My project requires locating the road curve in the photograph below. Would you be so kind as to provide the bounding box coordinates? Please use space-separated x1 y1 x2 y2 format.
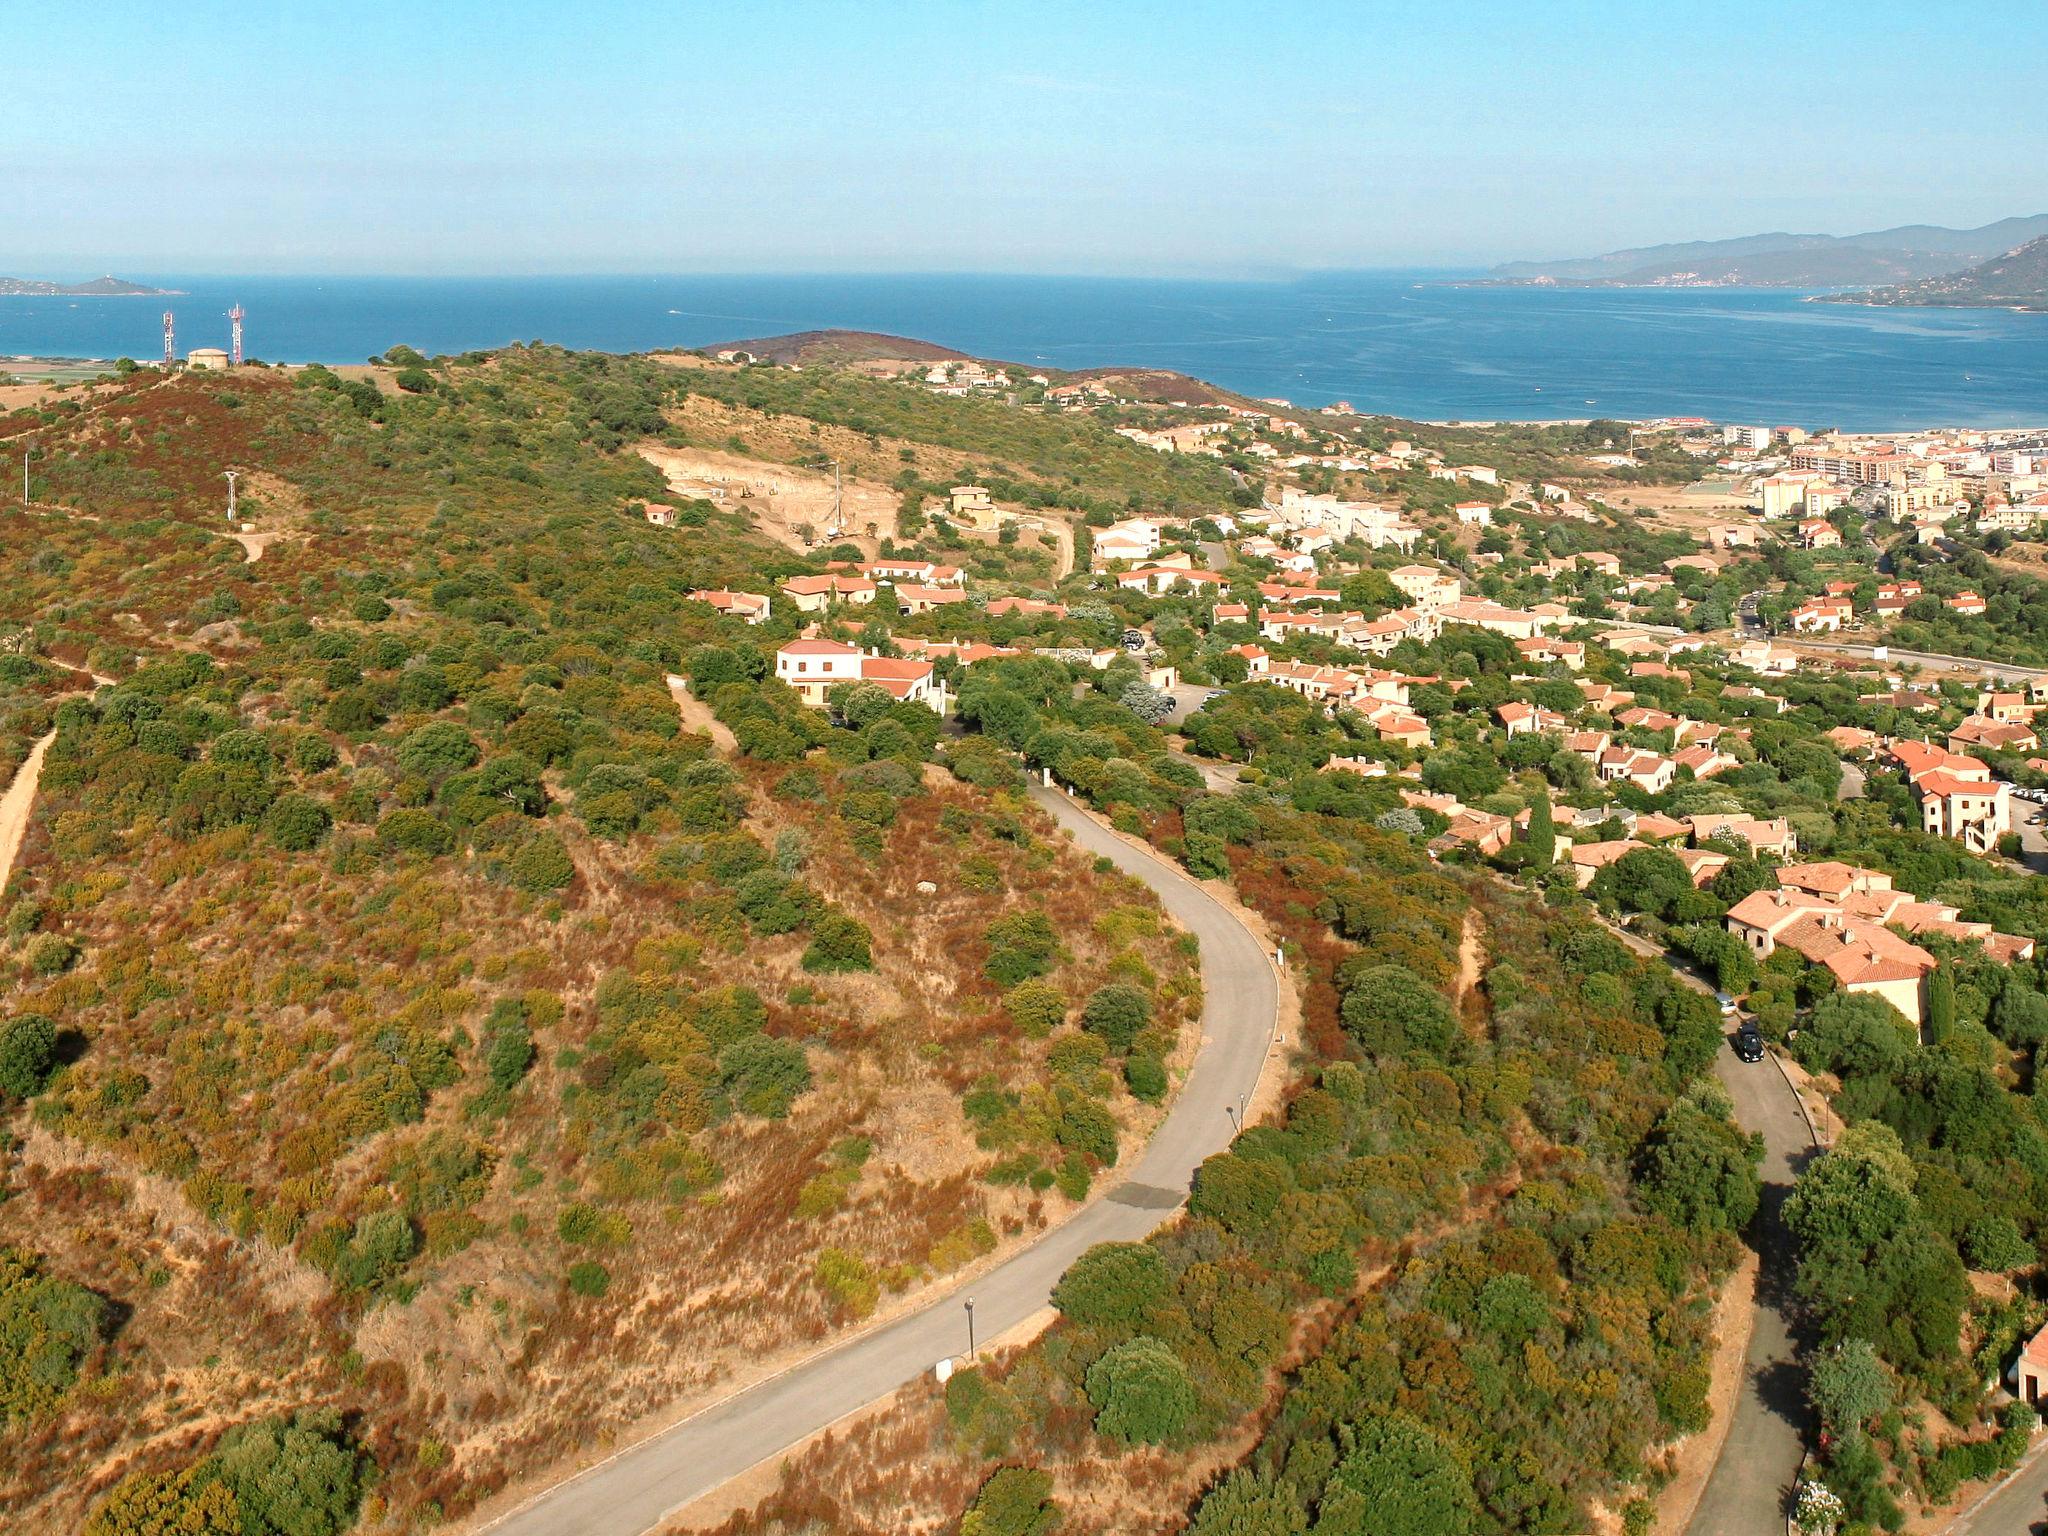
1687 1038 1819 1533
479 784 1281 1536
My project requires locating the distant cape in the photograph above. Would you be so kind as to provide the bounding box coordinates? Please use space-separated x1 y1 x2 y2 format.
0 275 181 297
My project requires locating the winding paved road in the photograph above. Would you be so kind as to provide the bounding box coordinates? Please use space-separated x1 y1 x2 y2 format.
479 784 1281 1536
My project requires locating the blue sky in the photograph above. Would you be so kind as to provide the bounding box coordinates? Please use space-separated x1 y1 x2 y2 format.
7 0 2044 276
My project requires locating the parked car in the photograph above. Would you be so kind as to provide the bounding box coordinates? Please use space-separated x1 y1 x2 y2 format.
1734 1025 1765 1063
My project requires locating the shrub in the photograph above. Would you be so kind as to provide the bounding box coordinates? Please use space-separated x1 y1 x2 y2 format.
396 720 480 780
85 1466 241 1536
0 1248 107 1422
959 1466 1060 1536
1056 1094 1118 1166
1081 984 1153 1053
377 808 455 857
1052 1241 1169 1332
801 911 873 973
1084 1335 1195 1445
983 910 1060 986
557 1202 631 1247
24 933 78 976
815 1246 878 1317
566 1261 611 1297
331 1210 418 1291
0 1014 59 1099
264 793 332 851
351 594 393 623
1339 965 1455 1057
1124 1051 1167 1103
716 1033 812 1118
509 833 576 893
1316 1413 1476 1536
1004 980 1068 1038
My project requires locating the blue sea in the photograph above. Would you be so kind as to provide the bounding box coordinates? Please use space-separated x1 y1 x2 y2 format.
3 271 2044 432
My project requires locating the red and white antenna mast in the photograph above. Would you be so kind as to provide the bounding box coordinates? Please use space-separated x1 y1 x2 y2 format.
163 310 175 369
228 303 245 367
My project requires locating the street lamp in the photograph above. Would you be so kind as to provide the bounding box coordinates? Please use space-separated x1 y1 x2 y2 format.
1224 1103 1240 1136
20 447 31 508
224 469 239 525
964 1296 977 1360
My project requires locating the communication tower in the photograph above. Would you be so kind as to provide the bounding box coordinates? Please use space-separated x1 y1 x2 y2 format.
163 310 175 369
229 304 245 367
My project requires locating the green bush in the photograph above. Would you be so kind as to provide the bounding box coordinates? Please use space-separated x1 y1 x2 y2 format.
85 1465 241 1536
983 910 1060 987
210 1407 366 1536
0 1248 107 1422
24 933 78 976
801 911 873 973
1052 1241 1169 1332
1339 965 1455 1057
1004 980 1068 1037
1081 984 1153 1053
1315 1413 1476 1536
1124 1051 1167 1103
558 1203 631 1247
566 1260 610 1297
716 1033 812 1118
331 1209 418 1291
959 1466 1060 1536
1084 1335 1195 1445
815 1246 878 1317
376 808 455 857
509 833 575 893
263 793 333 851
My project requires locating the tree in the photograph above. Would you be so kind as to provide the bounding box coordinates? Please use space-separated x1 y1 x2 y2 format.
210 1407 365 1536
1084 1335 1195 1445
1596 845 1695 920
1052 1241 1170 1332
0 1013 59 1099
1638 1087 1763 1233
1808 1340 1893 1440
263 794 332 852
1312 1413 1476 1536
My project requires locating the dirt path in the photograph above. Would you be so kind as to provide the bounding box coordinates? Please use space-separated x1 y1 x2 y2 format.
665 675 737 753
0 730 56 893
1453 908 1485 1008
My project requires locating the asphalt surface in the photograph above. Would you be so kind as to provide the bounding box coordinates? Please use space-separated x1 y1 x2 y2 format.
1595 918 1818 1535
1687 1034 1820 1534
480 784 1280 1536
1947 1444 2048 1535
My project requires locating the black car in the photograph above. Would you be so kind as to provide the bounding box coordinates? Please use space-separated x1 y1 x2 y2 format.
1733 1026 1765 1063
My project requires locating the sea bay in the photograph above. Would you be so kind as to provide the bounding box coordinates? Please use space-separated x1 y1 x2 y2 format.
2 270 2042 430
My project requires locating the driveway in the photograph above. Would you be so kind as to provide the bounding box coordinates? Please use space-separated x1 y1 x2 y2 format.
1595 919 1817 1535
1687 1038 1819 1533
478 785 1281 1536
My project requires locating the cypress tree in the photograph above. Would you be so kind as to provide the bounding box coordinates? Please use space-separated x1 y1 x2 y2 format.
1926 965 1955 1044
1525 787 1555 872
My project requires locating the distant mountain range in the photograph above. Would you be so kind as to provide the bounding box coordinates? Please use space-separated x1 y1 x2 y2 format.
0 274 178 297
1471 216 2048 290
1826 235 2048 312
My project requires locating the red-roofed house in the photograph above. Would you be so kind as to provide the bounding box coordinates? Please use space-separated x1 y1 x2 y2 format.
689 588 772 625
774 638 941 710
